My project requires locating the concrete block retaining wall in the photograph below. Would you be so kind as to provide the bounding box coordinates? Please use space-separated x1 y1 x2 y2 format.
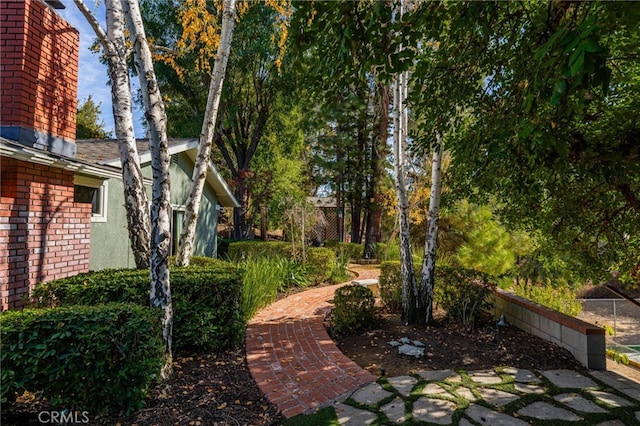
491 288 606 370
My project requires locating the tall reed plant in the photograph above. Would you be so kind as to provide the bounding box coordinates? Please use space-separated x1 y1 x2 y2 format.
241 257 284 320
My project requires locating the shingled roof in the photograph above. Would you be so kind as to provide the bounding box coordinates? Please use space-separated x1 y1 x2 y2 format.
75 138 239 208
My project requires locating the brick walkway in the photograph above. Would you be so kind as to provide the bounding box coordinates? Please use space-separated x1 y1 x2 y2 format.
245 266 379 418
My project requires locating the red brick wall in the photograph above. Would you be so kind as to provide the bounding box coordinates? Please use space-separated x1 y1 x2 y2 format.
0 0 79 143
0 157 91 310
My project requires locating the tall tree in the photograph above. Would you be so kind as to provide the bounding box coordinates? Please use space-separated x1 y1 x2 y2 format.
175 0 236 266
73 0 151 269
122 0 173 378
76 96 112 139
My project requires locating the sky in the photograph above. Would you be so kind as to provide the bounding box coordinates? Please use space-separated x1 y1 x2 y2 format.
56 1 145 138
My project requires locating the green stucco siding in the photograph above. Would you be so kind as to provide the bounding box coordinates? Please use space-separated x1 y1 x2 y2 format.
88 152 220 270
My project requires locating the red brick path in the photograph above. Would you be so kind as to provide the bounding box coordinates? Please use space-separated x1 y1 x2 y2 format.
245 266 379 418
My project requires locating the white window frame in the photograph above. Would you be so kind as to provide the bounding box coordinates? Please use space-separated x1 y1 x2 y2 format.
74 176 108 223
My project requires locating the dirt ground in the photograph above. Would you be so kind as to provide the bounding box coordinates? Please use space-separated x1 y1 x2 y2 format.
330 307 584 378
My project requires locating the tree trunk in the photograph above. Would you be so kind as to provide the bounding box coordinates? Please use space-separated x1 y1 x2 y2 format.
233 176 250 239
364 83 389 258
418 135 443 324
175 0 236 266
74 0 150 269
122 0 172 379
393 66 417 324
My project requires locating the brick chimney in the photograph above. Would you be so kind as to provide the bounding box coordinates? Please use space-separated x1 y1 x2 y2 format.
0 0 79 158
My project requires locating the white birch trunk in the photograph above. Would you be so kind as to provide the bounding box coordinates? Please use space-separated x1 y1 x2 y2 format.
392 0 417 325
175 0 237 266
122 0 172 379
73 0 151 269
419 134 443 324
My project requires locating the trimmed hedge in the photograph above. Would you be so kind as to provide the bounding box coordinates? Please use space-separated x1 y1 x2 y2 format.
0 303 164 415
331 284 376 335
227 241 291 261
305 247 336 284
324 241 364 260
31 264 244 354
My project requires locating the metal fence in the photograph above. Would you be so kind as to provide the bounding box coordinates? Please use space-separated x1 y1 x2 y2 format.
577 298 640 346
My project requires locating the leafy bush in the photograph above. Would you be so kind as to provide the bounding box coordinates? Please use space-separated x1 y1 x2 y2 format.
331 284 376 335
227 241 291 261
511 282 582 317
379 261 403 313
324 241 364 260
306 247 336 284
374 242 387 261
329 252 351 284
434 267 496 329
241 257 286 320
31 264 244 353
1 303 163 415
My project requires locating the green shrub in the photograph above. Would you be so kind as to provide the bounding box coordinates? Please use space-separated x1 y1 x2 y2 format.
374 242 387 261
228 241 291 261
1 303 163 415
306 247 336 284
31 264 244 354
324 241 364 260
379 261 403 313
241 257 286 320
434 267 496 329
331 284 376 335
329 252 351 284
511 283 582 317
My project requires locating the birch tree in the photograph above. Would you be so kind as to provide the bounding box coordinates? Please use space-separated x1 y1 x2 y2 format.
122 0 173 378
174 0 236 266
418 134 443 324
73 0 151 269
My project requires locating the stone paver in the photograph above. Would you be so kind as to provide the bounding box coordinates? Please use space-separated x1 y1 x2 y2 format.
421 383 451 397
503 367 540 383
517 401 582 421
590 370 640 402
380 397 406 423
335 403 377 425
468 369 503 384
466 404 528 426
542 369 598 389
455 386 477 401
387 375 417 397
514 382 545 394
554 393 607 413
412 397 456 425
477 387 519 407
351 382 392 405
588 390 635 408
418 369 460 382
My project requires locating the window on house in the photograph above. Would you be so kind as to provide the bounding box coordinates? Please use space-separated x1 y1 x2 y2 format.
171 207 185 255
74 177 108 222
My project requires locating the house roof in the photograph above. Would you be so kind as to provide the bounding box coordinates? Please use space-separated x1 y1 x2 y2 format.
1 137 123 180
307 197 338 208
75 138 239 208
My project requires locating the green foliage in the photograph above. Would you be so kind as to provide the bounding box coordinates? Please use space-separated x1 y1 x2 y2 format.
331 284 376 336
240 257 285 320
434 267 496 329
1 304 163 415
374 242 387 261
306 247 336 285
329 252 351 284
76 96 112 139
439 201 519 277
511 283 582 317
30 265 244 353
228 241 292 262
324 241 364 260
379 261 403 313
